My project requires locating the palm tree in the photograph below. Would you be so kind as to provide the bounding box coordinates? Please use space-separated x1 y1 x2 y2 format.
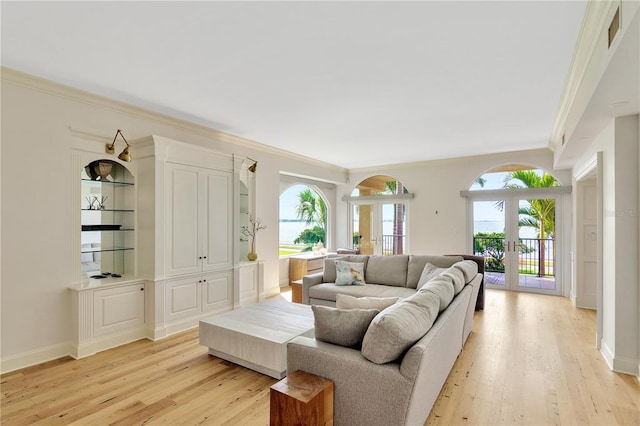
504 170 558 275
296 188 326 229
294 188 326 248
385 180 406 255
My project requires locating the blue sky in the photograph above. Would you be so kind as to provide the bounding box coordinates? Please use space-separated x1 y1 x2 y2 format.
280 184 309 220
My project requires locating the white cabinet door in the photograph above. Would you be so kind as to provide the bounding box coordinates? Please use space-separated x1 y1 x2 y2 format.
165 163 233 277
202 271 233 313
202 170 233 272
165 276 201 322
93 283 145 337
165 163 201 276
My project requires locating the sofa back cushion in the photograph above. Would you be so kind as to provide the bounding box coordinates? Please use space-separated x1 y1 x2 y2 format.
406 255 463 288
365 255 409 287
323 255 370 282
419 276 455 312
441 267 465 295
361 290 440 364
417 263 446 290
453 260 479 283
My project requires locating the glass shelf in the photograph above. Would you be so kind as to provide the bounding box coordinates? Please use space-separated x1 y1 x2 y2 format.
81 209 135 212
81 228 134 232
81 178 134 186
81 247 134 253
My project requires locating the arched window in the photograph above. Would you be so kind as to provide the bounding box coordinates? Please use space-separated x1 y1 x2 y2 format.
345 175 411 256
279 183 328 256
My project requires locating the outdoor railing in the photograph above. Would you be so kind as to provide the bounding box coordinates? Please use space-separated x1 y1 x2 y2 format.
381 234 405 255
473 236 555 277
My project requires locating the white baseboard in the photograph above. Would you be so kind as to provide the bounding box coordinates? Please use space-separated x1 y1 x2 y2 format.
612 355 640 376
600 339 639 376
71 327 150 359
600 339 614 370
1 342 73 374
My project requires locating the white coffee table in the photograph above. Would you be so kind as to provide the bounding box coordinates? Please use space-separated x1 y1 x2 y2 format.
199 299 314 379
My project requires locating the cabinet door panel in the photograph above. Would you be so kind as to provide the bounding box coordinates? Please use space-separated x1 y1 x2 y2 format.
166 164 200 276
203 170 233 271
94 284 145 337
202 271 232 313
165 277 201 321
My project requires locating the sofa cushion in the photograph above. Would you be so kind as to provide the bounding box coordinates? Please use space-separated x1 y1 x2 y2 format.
335 261 366 286
419 276 454 312
309 283 416 302
406 255 464 288
417 263 446 289
336 294 400 310
324 255 369 283
312 305 379 348
365 255 409 287
441 267 465 295
361 290 440 364
453 260 479 283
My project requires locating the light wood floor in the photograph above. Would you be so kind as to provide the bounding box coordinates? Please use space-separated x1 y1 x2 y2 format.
2 290 639 425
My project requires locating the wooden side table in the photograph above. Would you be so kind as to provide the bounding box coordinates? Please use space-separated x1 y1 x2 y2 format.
289 254 326 285
270 370 334 426
291 279 303 304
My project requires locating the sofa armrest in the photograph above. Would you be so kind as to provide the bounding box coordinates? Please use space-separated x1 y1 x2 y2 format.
287 336 413 426
301 272 324 304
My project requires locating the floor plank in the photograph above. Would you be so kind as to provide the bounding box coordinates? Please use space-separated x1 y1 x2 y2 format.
2 290 639 425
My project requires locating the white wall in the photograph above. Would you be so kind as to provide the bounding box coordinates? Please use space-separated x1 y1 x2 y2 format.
572 115 640 376
0 71 347 368
338 150 572 255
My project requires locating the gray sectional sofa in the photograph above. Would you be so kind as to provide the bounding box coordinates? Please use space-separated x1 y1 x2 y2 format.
287 254 484 426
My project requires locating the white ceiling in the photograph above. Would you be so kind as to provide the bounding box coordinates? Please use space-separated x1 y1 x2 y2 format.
1 1 587 169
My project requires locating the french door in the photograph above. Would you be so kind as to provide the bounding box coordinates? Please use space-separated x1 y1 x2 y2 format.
350 200 407 255
471 194 560 295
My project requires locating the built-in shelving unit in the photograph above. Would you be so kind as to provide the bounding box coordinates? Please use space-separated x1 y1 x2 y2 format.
80 161 135 278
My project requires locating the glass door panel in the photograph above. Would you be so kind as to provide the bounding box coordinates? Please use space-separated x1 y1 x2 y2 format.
352 201 407 256
353 203 375 255
516 197 557 292
472 196 559 294
472 200 507 288
381 202 406 255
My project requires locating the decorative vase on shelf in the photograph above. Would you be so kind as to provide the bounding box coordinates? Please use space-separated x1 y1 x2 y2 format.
247 239 258 261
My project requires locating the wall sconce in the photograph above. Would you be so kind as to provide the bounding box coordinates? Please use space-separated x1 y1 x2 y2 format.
105 129 132 162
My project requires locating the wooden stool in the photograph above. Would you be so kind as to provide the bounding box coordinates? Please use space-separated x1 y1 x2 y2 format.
270 370 334 426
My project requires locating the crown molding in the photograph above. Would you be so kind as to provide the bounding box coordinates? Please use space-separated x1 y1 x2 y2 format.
1 66 346 174
348 148 555 175
549 1 622 150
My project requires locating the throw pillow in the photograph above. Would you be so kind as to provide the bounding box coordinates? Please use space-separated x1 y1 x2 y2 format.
312 305 379 348
361 290 440 364
453 260 479 283
335 260 366 286
417 263 446 289
441 267 465 295
419 276 454 312
336 294 400 310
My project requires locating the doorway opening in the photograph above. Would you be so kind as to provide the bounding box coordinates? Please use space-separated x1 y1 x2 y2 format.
346 175 410 256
